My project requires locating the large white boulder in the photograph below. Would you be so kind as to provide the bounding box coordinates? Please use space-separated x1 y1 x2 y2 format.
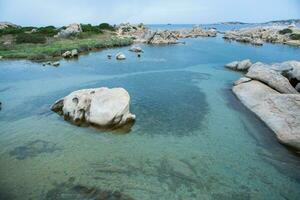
246 62 298 94
51 87 136 129
233 80 300 150
57 23 82 38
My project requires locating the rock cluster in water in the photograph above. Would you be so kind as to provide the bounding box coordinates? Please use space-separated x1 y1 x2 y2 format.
224 26 300 47
51 87 135 130
226 60 300 150
117 23 217 44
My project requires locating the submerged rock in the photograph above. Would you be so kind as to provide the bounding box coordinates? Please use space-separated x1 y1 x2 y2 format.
233 80 300 150
246 63 298 94
51 87 135 130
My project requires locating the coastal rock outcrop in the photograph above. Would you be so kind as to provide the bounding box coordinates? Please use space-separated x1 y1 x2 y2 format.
233 80 300 150
246 63 298 94
174 26 217 38
117 23 217 44
224 26 300 47
0 22 20 29
57 23 82 38
148 30 178 44
51 87 136 129
117 23 152 43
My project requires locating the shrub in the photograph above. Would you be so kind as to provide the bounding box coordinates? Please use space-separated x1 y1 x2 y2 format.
36 26 59 36
16 33 47 44
99 23 115 31
81 24 103 34
0 27 23 36
290 33 300 40
279 28 293 35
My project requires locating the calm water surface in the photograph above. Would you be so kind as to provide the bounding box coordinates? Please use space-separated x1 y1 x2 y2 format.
0 35 300 200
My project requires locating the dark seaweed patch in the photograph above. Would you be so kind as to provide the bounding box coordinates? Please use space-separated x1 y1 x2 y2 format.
45 180 134 200
9 140 61 160
87 70 209 136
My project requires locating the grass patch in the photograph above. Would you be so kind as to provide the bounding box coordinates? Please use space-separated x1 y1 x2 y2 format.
0 33 132 60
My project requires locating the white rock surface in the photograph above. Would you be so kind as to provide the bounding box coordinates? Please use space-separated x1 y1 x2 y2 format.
129 46 143 53
246 63 298 94
71 49 78 57
57 23 82 38
62 51 72 58
225 59 252 71
234 77 252 86
233 80 300 150
51 87 135 129
116 53 126 60
237 59 252 71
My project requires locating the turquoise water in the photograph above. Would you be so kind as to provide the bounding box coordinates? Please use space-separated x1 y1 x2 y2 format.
0 36 300 200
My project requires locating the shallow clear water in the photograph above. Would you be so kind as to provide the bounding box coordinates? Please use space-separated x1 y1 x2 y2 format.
0 36 300 200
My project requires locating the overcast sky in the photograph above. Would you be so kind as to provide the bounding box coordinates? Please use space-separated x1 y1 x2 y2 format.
0 0 299 26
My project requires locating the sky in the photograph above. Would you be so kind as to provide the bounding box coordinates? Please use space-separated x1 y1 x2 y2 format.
0 0 300 26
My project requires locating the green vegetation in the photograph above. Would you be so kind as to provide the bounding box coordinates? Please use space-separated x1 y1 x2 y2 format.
16 33 47 44
0 23 131 60
36 26 59 36
0 34 132 60
290 33 300 40
279 28 293 35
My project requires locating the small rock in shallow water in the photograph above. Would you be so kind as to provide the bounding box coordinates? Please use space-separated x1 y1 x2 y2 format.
116 52 126 60
52 61 60 67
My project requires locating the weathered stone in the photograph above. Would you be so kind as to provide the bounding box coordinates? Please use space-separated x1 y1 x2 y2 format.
129 46 143 53
57 23 82 38
225 59 252 71
116 52 126 60
237 59 252 71
234 77 252 86
52 62 60 67
71 49 78 57
148 30 178 44
246 63 298 94
225 61 239 70
51 87 135 129
233 80 300 150
62 51 72 58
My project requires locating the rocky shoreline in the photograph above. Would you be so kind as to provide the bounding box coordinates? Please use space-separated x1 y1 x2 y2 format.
117 23 217 44
223 25 300 47
226 60 300 151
